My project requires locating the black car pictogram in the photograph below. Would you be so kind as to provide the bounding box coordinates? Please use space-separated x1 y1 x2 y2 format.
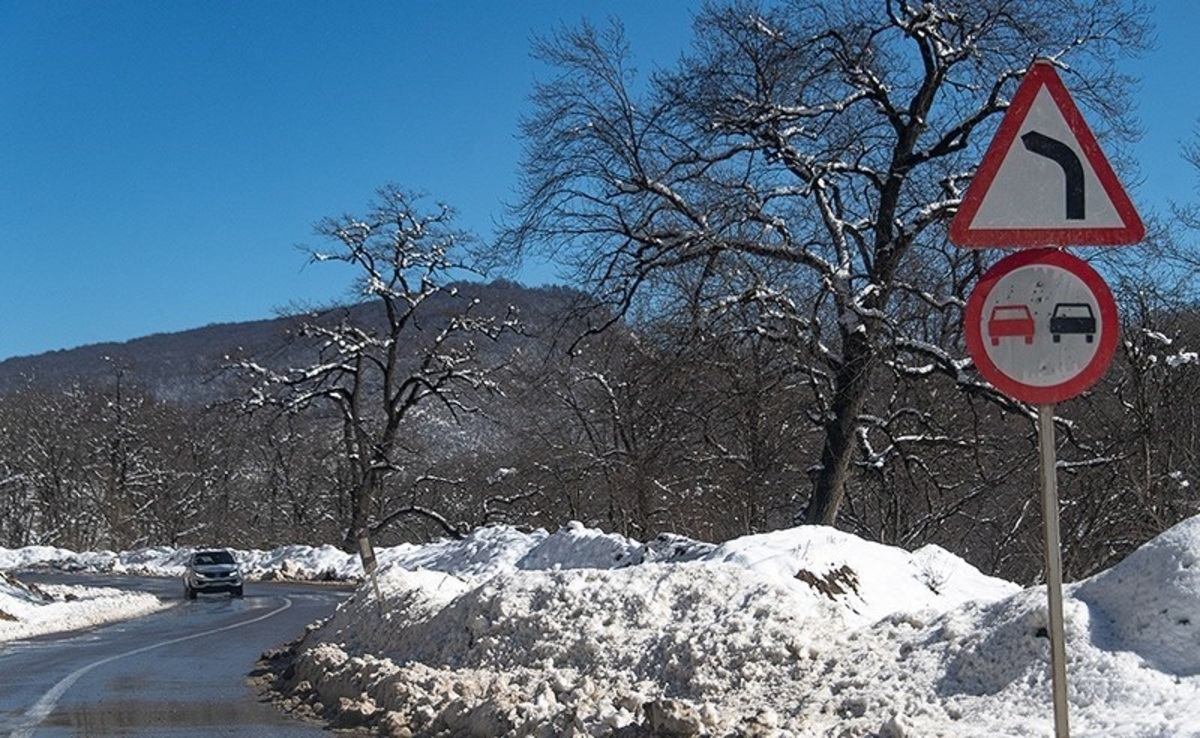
1050 302 1096 343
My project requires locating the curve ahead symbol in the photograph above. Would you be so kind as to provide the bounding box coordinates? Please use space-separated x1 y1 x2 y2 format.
1021 131 1084 220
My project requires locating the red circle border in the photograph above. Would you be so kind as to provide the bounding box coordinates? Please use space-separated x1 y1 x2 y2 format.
964 249 1118 405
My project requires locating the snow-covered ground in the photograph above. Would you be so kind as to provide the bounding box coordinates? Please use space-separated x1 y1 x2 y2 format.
4 517 1200 736
0 570 165 642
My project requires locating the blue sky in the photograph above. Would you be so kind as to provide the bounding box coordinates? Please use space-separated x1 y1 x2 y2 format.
0 1 1196 360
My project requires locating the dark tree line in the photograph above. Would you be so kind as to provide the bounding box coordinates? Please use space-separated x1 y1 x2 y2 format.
1 277 1200 583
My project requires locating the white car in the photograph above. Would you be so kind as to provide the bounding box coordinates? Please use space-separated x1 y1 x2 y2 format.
183 549 244 599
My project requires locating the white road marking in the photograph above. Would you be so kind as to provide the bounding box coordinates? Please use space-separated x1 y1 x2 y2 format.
10 596 293 737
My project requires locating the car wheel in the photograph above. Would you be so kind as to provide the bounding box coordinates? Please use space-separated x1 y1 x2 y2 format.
232 586 244 598
185 585 197 600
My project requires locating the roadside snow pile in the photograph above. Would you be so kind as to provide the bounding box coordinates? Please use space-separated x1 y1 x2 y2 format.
374 522 715 578
7 517 1200 735
0 545 78 570
274 522 1066 737
0 523 714 586
0 570 50 611
704 526 1013 626
0 572 165 641
0 542 362 581
1073 514 1200 676
268 519 1200 737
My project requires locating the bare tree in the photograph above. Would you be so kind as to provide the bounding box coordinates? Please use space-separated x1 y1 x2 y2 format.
0 386 94 549
503 0 1150 528
1179 123 1200 231
244 186 516 551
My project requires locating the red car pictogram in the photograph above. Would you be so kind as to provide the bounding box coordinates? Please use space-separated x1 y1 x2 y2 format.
988 304 1036 346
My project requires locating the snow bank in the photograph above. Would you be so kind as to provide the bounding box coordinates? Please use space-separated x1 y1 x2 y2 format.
0 541 361 581
0 545 77 570
8 516 1200 736
704 526 1017 626
0 572 165 642
291 563 835 736
279 522 1028 736
1073 514 1200 676
267 518 1200 737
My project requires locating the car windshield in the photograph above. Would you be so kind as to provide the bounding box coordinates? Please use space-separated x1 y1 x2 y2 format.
193 551 235 566
992 306 1030 320
1054 303 1092 318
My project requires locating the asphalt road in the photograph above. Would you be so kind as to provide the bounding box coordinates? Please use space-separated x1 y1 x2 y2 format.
0 572 352 737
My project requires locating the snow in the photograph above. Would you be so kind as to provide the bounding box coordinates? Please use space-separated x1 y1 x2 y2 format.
0 571 164 641
1168 351 1199 368
0 543 359 643
0 542 362 582
4 516 1200 736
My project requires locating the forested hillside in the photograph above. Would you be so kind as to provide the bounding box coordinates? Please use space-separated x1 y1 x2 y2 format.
2 272 1199 586
0 280 608 552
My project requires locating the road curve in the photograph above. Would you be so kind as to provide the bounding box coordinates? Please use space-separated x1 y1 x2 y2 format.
0 573 351 737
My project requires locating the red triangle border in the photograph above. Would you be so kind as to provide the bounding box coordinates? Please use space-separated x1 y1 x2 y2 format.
949 61 1144 248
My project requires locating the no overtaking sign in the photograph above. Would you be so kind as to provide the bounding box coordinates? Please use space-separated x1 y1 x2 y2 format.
964 248 1118 405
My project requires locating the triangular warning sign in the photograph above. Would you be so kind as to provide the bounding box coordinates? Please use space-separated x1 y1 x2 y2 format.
949 61 1144 248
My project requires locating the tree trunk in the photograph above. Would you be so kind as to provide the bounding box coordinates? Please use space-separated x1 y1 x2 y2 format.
343 469 380 553
804 330 875 526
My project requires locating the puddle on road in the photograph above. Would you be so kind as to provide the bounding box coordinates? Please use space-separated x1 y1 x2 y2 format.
41 699 305 732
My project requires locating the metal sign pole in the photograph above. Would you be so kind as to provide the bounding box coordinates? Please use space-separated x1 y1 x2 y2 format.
357 531 385 618
948 62 1135 738
1037 404 1070 737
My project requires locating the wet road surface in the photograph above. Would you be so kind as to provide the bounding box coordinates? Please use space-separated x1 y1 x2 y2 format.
0 573 352 737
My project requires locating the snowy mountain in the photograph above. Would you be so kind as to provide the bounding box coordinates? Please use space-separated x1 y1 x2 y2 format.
0 280 583 403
